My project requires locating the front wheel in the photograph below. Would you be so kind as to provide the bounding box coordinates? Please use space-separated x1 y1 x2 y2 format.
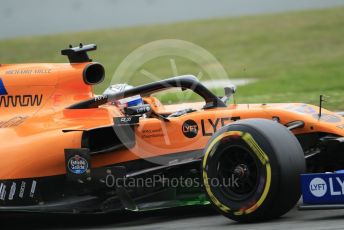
202 118 305 222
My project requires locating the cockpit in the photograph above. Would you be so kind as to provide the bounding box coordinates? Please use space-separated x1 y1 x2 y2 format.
98 75 237 120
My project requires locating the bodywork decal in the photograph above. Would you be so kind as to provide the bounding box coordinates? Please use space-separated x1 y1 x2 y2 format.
0 79 8 95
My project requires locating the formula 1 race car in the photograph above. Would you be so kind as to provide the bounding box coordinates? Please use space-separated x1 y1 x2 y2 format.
1 44 344 223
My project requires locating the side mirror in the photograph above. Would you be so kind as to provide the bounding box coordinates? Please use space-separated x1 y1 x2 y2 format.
221 85 237 104
225 85 236 97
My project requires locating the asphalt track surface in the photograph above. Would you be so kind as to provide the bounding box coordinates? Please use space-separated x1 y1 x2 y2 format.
1 204 344 230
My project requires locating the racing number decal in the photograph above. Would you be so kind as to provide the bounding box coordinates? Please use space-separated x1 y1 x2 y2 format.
202 131 271 215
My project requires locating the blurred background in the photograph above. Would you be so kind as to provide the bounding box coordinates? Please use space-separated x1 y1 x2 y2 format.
0 0 344 109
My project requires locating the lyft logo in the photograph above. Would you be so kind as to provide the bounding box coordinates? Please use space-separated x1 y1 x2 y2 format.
309 176 344 197
309 178 327 197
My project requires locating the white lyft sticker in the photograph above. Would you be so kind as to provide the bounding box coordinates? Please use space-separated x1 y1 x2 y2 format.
309 177 327 197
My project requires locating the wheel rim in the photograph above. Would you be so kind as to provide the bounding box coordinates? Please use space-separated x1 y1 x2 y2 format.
217 145 259 201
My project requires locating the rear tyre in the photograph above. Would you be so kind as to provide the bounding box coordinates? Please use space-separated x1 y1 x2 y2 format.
202 118 305 222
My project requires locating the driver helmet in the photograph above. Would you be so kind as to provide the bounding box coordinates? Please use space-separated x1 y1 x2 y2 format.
103 84 134 96
116 95 143 110
103 84 142 108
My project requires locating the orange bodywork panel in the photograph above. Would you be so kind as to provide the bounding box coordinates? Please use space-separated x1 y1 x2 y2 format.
1 62 344 180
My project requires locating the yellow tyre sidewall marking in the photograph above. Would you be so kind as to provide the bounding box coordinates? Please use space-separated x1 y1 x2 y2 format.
202 131 272 216
242 132 271 214
203 171 230 213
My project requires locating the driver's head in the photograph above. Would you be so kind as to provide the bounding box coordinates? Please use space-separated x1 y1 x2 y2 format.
103 84 135 106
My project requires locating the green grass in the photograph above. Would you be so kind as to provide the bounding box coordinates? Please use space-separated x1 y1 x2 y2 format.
1 7 344 109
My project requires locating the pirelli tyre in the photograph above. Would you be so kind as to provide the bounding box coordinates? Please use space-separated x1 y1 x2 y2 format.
202 118 305 222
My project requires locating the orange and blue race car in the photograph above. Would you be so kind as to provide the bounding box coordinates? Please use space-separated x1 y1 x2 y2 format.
1 44 344 222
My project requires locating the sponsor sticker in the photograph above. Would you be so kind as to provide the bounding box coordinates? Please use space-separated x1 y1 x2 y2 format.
8 182 17 200
302 173 344 204
114 116 140 126
19 181 26 198
0 116 28 128
0 180 38 201
0 184 7 200
200 117 240 136
309 177 327 197
0 94 43 108
29 180 37 198
5 69 52 75
182 120 198 138
68 155 89 174
142 128 164 139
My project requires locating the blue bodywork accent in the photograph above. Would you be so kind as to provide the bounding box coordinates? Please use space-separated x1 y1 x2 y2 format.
301 172 344 204
0 79 8 95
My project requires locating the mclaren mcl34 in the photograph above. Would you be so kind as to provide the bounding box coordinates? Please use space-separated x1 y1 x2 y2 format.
0 44 343 222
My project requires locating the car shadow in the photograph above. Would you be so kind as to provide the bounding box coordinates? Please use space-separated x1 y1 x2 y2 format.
0 205 219 230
